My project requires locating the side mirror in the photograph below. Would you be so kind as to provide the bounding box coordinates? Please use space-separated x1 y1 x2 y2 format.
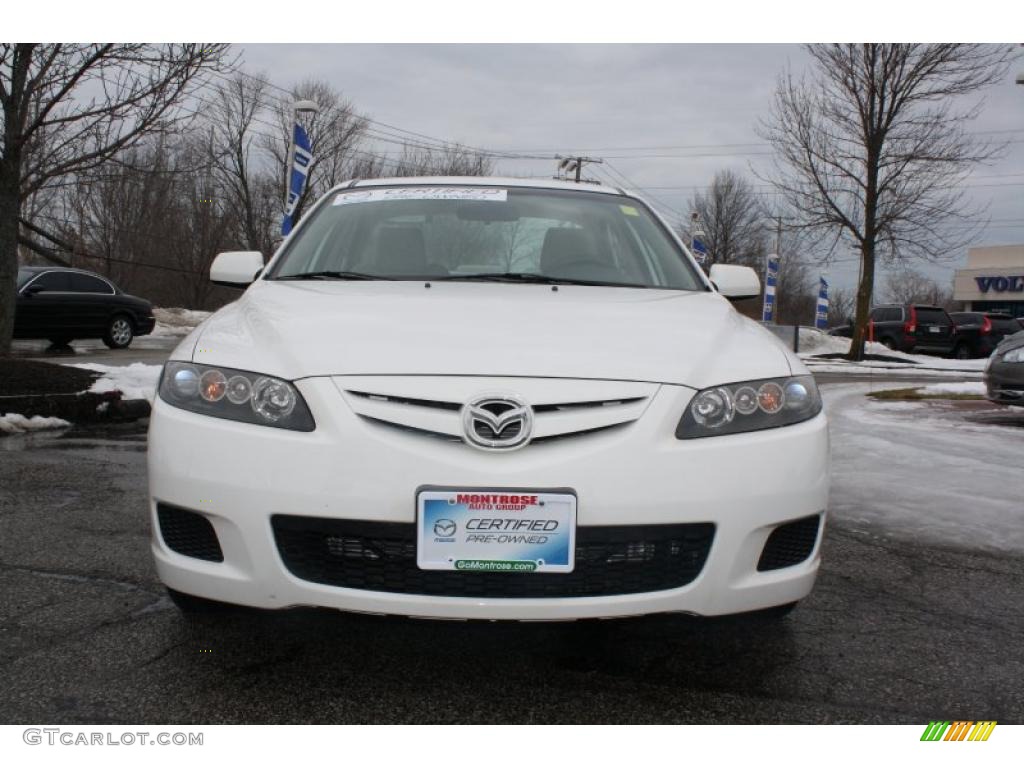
210 251 264 288
709 264 761 301
21 283 45 297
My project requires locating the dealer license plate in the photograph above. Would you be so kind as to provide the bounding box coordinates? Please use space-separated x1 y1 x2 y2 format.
416 489 576 573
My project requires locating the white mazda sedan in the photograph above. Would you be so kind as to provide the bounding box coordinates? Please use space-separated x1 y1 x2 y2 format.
148 177 829 621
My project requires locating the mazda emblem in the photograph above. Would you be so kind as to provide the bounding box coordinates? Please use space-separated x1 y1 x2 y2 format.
462 394 533 450
433 518 457 537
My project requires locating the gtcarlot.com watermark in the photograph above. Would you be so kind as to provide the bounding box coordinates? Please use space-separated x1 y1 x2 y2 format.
23 728 203 746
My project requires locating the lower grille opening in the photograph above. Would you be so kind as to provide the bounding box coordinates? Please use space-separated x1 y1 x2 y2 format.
757 515 821 571
157 503 224 562
272 515 714 598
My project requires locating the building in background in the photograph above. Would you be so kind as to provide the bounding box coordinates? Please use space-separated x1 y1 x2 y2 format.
953 245 1024 316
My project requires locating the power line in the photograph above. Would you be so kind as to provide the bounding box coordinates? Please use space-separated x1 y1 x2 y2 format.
487 129 1024 156
601 162 688 220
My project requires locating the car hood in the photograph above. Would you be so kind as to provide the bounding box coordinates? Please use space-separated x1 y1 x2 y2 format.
996 330 1024 353
183 281 798 389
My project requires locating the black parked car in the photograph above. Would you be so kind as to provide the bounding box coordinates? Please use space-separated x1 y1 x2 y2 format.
14 267 156 349
866 304 958 356
948 312 1023 359
826 304 958 356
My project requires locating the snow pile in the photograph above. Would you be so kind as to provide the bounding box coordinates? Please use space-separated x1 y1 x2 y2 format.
796 328 988 377
0 413 71 434
798 328 894 357
151 308 212 337
70 362 162 402
918 381 986 397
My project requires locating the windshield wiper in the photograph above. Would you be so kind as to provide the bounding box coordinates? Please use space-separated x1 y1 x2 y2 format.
272 270 392 281
432 272 648 289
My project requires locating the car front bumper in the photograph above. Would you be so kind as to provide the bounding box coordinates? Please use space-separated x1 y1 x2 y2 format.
147 376 830 620
137 316 157 336
985 360 1024 404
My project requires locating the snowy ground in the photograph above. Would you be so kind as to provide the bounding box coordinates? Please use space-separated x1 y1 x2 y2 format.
824 382 1023 555
799 328 987 377
151 307 212 337
70 362 162 402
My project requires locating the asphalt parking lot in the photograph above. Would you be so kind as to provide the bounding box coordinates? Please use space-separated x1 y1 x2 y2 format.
10 335 179 367
1 400 1022 724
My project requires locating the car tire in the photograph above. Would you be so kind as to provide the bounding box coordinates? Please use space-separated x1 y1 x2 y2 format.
879 337 897 350
103 315 134 349
166 588 236 614
953 343 972 360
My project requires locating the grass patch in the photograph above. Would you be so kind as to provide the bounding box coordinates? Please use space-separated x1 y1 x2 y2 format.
868 387 984 401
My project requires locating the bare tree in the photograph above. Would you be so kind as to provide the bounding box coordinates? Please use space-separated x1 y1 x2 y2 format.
774 251 816 326
388 143 495 178
688 170 766 269
759 44 1017 360
828 287 855 327
208 73 279 254
0 43 232 355
882 268 953 308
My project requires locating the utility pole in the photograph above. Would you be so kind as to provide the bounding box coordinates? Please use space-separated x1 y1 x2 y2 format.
556 156 603 183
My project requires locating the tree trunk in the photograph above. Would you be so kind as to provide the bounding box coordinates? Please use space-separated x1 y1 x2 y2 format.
849 137 882 362
0 158 23 358
848 242 876 362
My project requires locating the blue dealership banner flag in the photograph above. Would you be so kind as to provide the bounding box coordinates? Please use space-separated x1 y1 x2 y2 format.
762 254 780 323
815 277 829 329
691 236 709 265
282 123 314 236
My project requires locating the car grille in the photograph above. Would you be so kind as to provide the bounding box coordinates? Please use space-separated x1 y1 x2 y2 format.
157 503 224 562
757 515 821 571
338 378 658 446
271 515 714 598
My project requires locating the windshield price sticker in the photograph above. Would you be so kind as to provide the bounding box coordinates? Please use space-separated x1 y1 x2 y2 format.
417 490 576 573
334 187 508 205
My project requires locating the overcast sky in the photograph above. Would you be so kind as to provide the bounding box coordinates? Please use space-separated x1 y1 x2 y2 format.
240 44 1024 295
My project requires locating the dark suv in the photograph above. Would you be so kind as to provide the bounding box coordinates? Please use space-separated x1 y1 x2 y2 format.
867 304 957 356
948 312 1023 359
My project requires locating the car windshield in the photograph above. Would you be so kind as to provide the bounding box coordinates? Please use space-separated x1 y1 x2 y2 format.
266 186 705 291
16 269 33 289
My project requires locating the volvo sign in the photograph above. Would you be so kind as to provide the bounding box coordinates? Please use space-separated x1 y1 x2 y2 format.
975 275 1024 293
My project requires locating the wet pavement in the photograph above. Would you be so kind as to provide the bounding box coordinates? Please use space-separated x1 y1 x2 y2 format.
1 409 1022 724
10 335 181 367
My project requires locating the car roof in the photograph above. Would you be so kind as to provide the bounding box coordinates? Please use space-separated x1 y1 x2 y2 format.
20 265 106 278
19 265 116 286
342 175 628 197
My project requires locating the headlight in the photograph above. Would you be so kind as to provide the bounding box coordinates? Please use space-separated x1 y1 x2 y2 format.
1002 347 1024 363
676 375 822 439
158 361 315 431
